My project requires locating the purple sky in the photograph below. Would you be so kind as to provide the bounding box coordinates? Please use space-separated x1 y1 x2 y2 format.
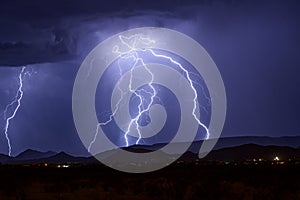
0 0 300 156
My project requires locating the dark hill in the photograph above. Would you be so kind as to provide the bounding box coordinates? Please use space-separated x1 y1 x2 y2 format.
15 149 56 161
202 144 300 161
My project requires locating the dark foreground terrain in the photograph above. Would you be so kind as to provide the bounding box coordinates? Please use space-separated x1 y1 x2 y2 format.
0 162 300 200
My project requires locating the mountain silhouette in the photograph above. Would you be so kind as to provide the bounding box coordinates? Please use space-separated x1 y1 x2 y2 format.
202 143 300 161
0 153 10 164
0 136 299 165
16 149 57 161
132 136 300 154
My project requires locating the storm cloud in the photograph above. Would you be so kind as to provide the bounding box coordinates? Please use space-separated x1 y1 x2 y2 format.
0 0 197 66
0 0 273 66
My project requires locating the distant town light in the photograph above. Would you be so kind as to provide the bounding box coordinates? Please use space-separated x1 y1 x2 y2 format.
274 156 280 161
57 164 70 168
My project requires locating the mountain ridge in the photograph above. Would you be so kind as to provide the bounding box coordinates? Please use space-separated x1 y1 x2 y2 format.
0 136 299 164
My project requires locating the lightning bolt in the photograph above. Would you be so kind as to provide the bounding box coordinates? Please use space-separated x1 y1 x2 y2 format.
87 56 126 152
2 66 26 156
88 34 210 152
147 49 210 140
123 52 156 146
112 35 157 147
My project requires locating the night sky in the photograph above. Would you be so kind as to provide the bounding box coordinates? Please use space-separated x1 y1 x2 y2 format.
0 0 300 156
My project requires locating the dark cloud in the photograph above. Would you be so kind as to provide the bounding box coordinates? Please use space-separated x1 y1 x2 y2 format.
0 38 76 66
0 0 222 18
3 0 298 66
0 0 245 66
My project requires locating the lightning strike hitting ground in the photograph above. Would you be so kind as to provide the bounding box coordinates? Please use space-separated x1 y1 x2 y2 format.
147 49 210 140
123 52 156 146
88 64 126 152
113 35 157 147
88 34 210 152
2 66 26 156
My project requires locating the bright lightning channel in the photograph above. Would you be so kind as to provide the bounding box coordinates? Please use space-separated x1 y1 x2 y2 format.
2 66 26 156
88 55 128 152
147 49 210 140
88 34 209 152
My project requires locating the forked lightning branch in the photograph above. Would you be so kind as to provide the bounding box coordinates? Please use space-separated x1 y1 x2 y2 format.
2 67 27 156
88 34 210 152
73 27 226 173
